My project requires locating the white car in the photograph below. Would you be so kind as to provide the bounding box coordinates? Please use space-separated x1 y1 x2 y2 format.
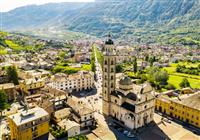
123 130 129 135
127 132 135 138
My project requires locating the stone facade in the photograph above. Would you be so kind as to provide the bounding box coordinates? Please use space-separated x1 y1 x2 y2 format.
102 35 155 130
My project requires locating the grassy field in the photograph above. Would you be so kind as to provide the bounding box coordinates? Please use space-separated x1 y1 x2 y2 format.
5 40 24 51
163 62 200 89
81 64 91 71
0 49 7 55
52 63 91 74
168 75 200 89
5 40 34 52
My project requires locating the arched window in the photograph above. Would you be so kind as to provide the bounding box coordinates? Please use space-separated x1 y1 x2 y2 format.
111 60 114 65
111 75 113 80
104 68 107 72
104 60 107 65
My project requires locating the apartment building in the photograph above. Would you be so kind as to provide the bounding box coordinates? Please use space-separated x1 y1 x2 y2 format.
49 71 94 92
155 92 200 128
8 107 50 140
19 78 45 95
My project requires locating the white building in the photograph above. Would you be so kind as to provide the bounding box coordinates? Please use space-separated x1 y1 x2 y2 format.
67 98 95 128
102 35 155 130
110 78 155 129
49 71 94 92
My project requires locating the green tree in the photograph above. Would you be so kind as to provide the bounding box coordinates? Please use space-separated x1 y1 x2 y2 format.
116 64 123 73
133 57 137 74
149 56 156 67
147 67 169 89
91 46 95 72
0 90 8 117
154 70 169 85
179 78 190 88
6 66 19 85
145 55 149 61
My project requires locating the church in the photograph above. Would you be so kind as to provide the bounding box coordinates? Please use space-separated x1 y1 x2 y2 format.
102 35 155 130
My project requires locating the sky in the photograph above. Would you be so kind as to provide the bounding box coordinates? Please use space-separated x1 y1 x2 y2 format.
0 0 94 12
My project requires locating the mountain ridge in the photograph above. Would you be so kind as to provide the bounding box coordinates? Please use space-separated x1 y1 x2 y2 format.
1 0 200 45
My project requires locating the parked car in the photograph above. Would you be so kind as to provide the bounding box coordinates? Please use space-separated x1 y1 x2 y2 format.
117 127 123 132
108 122 113 126
127 132 135 138
192 130 198 135
123 130 129 135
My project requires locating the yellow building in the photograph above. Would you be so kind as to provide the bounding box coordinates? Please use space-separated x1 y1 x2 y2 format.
155 92 200 128
8 107 50 140
19 78 45 95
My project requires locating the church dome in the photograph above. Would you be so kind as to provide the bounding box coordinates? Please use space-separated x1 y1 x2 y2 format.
105 39 114 45
119 76 133 90
105 33 114 45
119 76 132 85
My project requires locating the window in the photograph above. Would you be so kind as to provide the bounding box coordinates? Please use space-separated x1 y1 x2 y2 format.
111 83 114 88
111 60 114 65
111 76 113 80
105 75 107 80
111 68 114 72
104 68 107 72
104 60 107 65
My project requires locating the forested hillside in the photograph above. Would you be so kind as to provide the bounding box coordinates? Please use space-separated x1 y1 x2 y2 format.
1 0 200 45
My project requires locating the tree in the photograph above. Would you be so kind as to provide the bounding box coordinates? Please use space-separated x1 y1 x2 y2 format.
0 90 8 117
145 55 149 61
179 78 190 88
154 70 169 85
149 56 156 67
91 46 95 72
133 57 137 74
147 67 169 89
165 83 176 90
116 64 123 73
6 66 19 85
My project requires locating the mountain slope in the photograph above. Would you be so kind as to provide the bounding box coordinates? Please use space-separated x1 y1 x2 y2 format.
1 0 200 45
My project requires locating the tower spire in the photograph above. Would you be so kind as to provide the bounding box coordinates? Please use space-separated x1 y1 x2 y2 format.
105 33 114 45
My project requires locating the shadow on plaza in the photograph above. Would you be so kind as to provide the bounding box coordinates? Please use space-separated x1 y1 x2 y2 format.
71 88 97 98
105 118 171 140
157 112 200 136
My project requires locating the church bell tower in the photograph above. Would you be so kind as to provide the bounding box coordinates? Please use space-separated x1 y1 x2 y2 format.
102 34 116 116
